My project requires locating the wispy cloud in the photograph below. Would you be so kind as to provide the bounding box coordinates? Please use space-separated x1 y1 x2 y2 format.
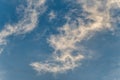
0 0 46 54
0 0 119 74
48 11 56 21
110 0 120 8
0 48 3 55
30 0 116 73
103 60 120 80
0 69 6 80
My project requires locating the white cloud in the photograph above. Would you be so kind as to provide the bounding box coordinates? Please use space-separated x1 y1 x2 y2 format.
0 0 46 54
30 54 84 73
30 0 115 73
0 0 119 74
49 11 56 20
110 0 120 8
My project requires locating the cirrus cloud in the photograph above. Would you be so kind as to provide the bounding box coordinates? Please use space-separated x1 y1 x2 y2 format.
30 0 118 73
0 0 46 53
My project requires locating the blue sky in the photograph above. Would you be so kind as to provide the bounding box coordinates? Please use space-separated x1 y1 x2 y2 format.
0 0 120 80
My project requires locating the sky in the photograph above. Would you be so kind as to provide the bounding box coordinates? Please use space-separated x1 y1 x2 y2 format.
0 0 120 80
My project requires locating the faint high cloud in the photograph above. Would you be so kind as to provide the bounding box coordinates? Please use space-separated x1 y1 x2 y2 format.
30 0 116 73
110 0 120 8
103 60 120 80
0 0 46 54
49 11 56 21
0 69 6 80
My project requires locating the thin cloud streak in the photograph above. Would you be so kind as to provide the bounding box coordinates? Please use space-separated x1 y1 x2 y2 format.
0 0 46 54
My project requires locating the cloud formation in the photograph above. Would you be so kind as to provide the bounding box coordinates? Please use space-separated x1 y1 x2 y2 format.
0 0 119 74
0 0 46 53
0 67 6 80
110 0 120 8
30 0 118 73
103 59 120 80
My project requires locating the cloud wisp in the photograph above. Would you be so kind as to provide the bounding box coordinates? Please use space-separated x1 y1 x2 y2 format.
30 0 118 73
109 0 120 8
0 0 46 54
0 71 5 80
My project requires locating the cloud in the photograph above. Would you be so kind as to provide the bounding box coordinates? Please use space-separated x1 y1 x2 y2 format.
0 68 6 80
0 0 119 74
0 48 4 55
30 0 115 73
0 0 46 54
48 11 56 21
103 60 120 80
30 53 84 73
109 0 120 8
0 72 5 80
